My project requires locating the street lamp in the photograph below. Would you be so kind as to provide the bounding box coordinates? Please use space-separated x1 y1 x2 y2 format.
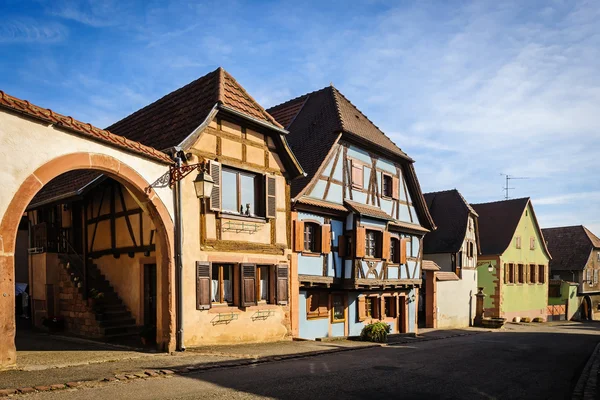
193 169 214 199
488 263 494 273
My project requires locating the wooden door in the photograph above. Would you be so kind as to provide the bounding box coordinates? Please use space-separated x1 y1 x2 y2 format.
143 264 157 330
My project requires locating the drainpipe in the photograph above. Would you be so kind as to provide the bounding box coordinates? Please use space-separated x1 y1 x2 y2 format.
174 154 185 352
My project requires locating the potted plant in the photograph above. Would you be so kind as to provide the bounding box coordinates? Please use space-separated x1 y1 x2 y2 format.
42 316 65 333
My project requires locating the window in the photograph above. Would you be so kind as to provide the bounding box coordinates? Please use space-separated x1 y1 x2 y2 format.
467 242 475 258
529 264 537 284
595 270 599 285
515 236 522 249
384 297 396 318
505 263 515 284
257 266 270 302
351 161 364 188
221 168 262 216
517 264 524 284
538 265 546 284
597 253 600 262
365 297 377 318
332 294 345 322
307 291 329 319
405 237 413 258
530 237 536 250
390 237 400 264
382 174 393 198
548 284 561 298
365 230 381 258
212 264 233 304
304 222 320 252
587 269 592 284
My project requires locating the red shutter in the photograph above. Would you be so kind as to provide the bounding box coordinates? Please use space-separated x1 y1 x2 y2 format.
240 264 257 307
196 261 211 310
265 175 276 219
321 224 331 254
400 238 408 264
209 160 221 211
355 226 366 258
276 264 289 305
392 176 399 200
293 220 305 252
382 232 391 261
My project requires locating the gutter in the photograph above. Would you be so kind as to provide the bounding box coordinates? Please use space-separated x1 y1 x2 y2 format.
172 151 185 352
218 104 289 135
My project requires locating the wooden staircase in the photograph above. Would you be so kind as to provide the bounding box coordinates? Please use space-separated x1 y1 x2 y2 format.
58 254 140 342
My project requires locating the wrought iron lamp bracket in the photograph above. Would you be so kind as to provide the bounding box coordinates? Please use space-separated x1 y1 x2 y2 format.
169 162 204 187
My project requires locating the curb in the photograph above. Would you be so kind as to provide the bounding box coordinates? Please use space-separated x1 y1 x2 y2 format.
0 331 484 397
572 342 600 400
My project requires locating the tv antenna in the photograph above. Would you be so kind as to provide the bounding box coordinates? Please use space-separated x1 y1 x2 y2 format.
501 174 529 200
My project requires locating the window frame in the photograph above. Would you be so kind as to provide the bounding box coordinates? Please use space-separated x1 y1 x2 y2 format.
517 264 524 284
211 264 234 305
515 236 522 249
303 221 321 254
256 265 271 303
538 265 546 284
506 263 515 284
529 264 537 284
365 229 382 259
220 166 263 217
383 296 396 319
364 296 375 319
331 293 345 323
389 237 400 264
381 173 393 198
530 236 536 250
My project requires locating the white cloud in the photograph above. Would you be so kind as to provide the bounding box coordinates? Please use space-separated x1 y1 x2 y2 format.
0 19 67 43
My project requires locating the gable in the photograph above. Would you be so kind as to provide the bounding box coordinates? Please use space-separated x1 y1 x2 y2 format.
502 202 551 263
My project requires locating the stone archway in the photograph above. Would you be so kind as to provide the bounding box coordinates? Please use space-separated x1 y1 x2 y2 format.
0 153 175 370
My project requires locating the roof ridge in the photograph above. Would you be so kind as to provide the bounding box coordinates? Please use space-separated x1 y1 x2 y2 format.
216 66 225 104
268 86 329 112
471 197 530 206
330 86 405 155
543 225 585 230
583 226 600 247
219 68 283 129
329 86 346 131
424 188 459 195
0 90 172 164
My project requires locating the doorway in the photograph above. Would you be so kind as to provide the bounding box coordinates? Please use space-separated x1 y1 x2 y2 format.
143 264 157 343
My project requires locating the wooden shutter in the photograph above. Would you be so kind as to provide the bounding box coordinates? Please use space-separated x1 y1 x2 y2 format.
265 175 277 219
351 161 363 188
196 261 211 310
338 235 347 257
276 264 289 305
209 160 221 211
392 176 399 200
357 296 366 321
240 264 257 307
293 220 304 252
400 238 408 264
321 224 331 254
504 264 509 284
355 226 366 258
382 231 391 261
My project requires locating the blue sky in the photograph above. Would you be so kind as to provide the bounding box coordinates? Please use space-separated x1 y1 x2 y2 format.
1 0 599 233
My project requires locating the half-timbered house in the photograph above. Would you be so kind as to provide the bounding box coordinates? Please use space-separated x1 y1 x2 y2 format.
268 86 435 339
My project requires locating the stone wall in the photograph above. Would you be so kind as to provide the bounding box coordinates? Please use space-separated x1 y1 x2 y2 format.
57 266 102 338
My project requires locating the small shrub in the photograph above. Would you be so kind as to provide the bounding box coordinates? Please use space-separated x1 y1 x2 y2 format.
521 317 531 323
532 317 544 323
360 321 391 343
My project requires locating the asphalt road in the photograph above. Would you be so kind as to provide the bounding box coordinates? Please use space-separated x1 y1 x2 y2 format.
23 323 600 400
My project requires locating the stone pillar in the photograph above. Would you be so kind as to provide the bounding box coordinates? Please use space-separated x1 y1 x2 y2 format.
474 287 486 327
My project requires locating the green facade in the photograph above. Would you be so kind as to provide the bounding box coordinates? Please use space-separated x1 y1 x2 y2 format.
477 202 551 320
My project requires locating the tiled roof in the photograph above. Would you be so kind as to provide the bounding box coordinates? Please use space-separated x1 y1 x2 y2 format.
267 86 435 231
0 91 172 164
107 67 283 151
471 198 530 256
422 260 441 271
345 200 394 221
423 189 477 254
388 220 430 233
28 170 104 209
436 271 460 281
295 197 349 212
543 226 600 271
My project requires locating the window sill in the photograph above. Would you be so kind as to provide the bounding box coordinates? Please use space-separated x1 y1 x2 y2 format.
307 315 329 320
208 304 237 313
219 213 266 223
331 319 346 323
301 251 322 257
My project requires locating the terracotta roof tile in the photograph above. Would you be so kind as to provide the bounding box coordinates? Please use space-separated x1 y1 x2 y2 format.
0 91 172 164
422 260 441 271
296 197 349 212
107 67 282 151
543 225 600 271
345 200 394 221
436 271 460 281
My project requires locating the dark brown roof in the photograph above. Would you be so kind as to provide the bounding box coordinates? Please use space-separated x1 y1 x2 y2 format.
28 170 104 209
0 91 172 164
423 189 477 254
267 86 435 231
471 198 530 256
543 226 600 271
107 67 283 151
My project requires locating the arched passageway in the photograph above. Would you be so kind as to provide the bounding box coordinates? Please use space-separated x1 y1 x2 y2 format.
0 153 175 369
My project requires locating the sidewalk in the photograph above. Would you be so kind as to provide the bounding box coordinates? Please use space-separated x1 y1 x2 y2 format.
0 328 486 396
572 342 600 400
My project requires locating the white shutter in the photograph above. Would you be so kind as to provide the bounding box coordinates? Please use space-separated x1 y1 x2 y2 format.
209 160 221 211
265 175 276 219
